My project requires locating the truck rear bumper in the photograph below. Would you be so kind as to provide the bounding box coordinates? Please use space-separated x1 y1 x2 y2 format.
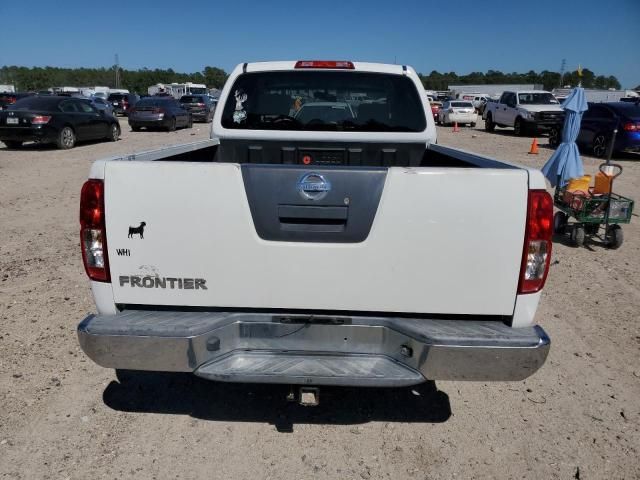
77 311 550 387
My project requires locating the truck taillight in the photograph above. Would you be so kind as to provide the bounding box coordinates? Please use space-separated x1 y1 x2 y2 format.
622 122 639 131
80 179 110 282
518 190 553 294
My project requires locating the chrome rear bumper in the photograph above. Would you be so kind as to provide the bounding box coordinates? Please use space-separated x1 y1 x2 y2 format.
78 311 550 387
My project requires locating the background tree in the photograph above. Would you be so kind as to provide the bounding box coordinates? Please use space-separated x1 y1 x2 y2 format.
0 65 229 93
417 67 620 91
203 67 228 88
0 64 624 93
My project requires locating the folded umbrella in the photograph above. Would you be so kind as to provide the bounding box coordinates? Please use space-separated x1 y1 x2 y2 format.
541 87 588 187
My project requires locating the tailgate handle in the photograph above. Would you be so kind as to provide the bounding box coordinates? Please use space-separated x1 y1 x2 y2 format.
278 205 347 233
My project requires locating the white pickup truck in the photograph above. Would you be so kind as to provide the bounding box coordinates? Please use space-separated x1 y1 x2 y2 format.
78 61 553 395
484 90 564 136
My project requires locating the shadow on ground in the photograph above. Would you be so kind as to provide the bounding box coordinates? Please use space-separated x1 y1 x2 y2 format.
103 372 451 432
1 138 118 152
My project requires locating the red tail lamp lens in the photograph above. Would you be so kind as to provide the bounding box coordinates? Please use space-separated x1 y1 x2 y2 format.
518 190 553 294
80 179 110 282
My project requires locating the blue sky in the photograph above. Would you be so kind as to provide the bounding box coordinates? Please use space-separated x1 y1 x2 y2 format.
1 0 639 88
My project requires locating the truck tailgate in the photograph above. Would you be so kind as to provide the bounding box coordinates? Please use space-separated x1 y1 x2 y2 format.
104 161 528 316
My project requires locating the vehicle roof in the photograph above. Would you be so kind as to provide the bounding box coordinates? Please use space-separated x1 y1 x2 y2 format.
596 101 640 115
7 96 67 109
240 61 413 76
20 95 68 101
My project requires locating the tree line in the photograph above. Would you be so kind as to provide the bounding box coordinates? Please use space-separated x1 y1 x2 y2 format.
0 65 228 93
418 68 622 91
0 64 629 93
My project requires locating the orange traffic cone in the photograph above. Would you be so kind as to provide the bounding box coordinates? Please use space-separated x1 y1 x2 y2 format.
452 122 460 133
528 138 539 154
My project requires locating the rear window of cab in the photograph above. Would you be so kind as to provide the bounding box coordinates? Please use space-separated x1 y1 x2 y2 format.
221 71 426 132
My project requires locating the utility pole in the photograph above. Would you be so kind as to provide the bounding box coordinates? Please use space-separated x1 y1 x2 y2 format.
114 53 120 88
559 58 566 88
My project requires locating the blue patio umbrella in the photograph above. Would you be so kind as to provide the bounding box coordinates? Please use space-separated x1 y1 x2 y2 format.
541 87 588 187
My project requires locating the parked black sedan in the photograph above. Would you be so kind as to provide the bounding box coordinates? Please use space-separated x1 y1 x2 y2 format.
0 96 120 149
128 97 192 131
550 101 640 157
179 94 216 122
107 93 139 116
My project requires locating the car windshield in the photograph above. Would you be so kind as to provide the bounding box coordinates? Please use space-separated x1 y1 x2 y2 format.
221 71 426 132
180 96 205 103
107 94 126 101
518 93 559 105
451 102 473 108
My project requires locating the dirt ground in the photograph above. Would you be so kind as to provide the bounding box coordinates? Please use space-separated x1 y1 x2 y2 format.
1 117 639 480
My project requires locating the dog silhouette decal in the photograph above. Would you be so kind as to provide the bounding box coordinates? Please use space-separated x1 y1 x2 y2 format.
128 222 146 239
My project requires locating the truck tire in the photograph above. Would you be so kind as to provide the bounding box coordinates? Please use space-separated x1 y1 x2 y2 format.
56 126 76 149
485 113 495 132
514 117 525 136
549 127 560 147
